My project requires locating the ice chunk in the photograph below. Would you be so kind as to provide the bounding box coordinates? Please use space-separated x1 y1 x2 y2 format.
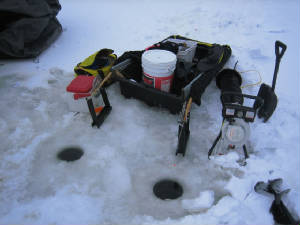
181 190 215 212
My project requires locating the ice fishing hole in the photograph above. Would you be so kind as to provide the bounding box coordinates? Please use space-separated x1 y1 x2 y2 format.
153 179 183 200
57 147 84 162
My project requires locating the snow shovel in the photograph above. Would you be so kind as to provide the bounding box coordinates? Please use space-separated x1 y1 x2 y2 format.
256 40 287 122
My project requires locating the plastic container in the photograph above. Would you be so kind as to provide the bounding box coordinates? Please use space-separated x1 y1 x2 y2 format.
142 49 177 92
177 44 197 63
67 95 89 112
163 38 197 63
66 94 103 113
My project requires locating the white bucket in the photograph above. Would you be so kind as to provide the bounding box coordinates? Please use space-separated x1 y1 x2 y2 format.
142 49 177 92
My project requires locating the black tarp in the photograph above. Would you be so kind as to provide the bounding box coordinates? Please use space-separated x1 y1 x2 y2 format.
0 0 62 58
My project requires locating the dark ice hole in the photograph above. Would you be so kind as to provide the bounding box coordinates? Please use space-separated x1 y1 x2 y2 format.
153 179 183 200
57 147 84 162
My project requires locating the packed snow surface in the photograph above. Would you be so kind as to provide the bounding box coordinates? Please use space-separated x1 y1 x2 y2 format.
0 0 299 224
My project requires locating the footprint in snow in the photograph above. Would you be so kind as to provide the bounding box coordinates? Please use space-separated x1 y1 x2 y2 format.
249 49 269 60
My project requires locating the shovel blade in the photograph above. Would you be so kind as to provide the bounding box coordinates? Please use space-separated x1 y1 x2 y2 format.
257 83 278 122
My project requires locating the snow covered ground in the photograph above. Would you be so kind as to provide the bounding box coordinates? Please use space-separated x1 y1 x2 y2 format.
0 0 299 224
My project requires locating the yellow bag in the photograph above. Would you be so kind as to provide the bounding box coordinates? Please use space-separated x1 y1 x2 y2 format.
74 48 117 85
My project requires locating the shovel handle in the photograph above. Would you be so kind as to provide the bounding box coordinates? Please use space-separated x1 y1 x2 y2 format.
275 40 287 60
272 41 287 91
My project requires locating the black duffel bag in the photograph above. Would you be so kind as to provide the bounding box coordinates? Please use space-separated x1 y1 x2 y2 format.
0 0 62 58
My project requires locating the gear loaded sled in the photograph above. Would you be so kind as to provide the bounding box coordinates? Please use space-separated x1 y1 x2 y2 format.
115 35 231 114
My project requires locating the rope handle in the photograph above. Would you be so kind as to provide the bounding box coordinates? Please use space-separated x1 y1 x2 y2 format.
239 70 262 89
